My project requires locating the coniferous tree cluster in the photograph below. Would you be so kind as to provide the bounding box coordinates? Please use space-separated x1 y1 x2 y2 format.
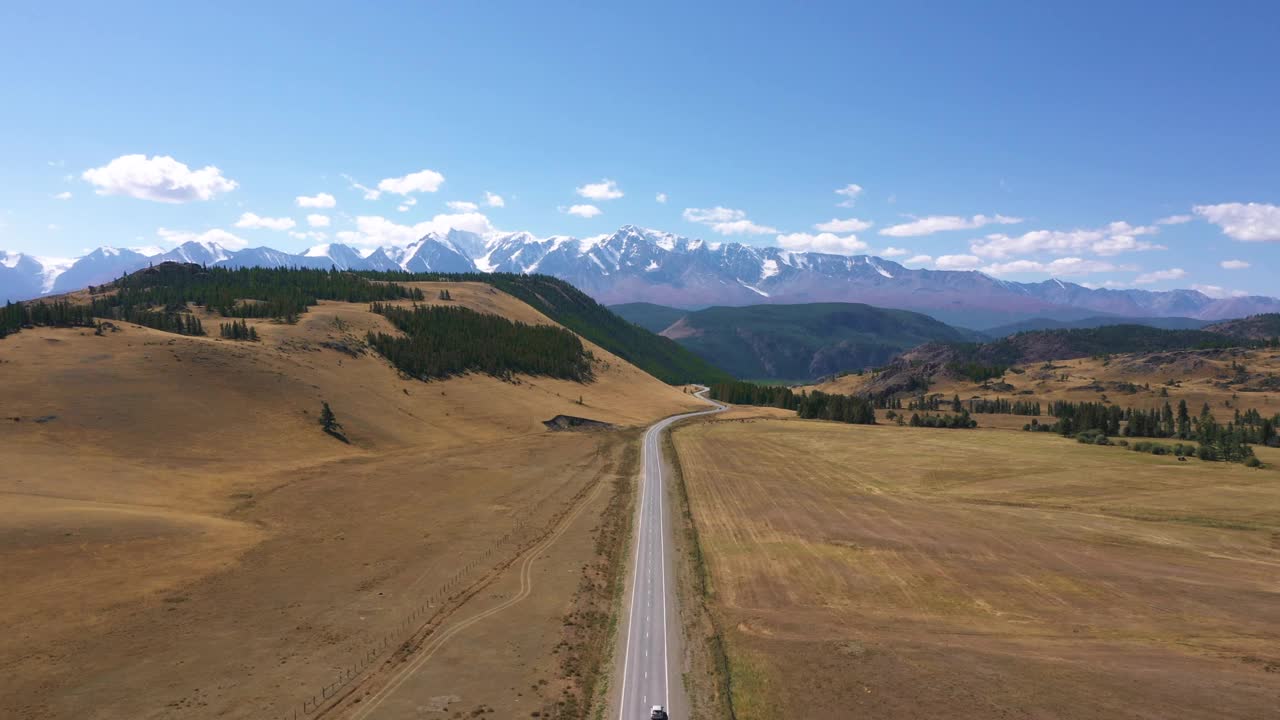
966 397 1042 415
872 394 906 410
706 381 876 425
1185 403 1261 462
367 302 594 381
797 390 877 424
106 306 206 336
97 265 423 321
354 271 732 385
219 319 260 341
707 381 798 408
1021 398 1269 464
1046 400 1125 436
908 411 977 429
907 393 945 411
438 289 453 300
5 265 424 340
1 300 97 339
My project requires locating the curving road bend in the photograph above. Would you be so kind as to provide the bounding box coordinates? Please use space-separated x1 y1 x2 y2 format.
616 388 724 720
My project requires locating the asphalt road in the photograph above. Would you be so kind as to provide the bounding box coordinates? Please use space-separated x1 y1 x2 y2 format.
617 389 724 720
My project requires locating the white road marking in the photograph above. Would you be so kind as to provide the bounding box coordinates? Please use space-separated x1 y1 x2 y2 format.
616 389 724 720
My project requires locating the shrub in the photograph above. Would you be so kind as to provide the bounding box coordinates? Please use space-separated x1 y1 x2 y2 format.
1076 428 1105 444
1151 444 1169 456
1245 456 1262 468
1095 434 1111 446
1117 440 1129 447
1197 445 1219 461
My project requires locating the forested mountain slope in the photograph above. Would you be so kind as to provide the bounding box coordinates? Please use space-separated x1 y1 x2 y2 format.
649 302 979 381
608 302 689 334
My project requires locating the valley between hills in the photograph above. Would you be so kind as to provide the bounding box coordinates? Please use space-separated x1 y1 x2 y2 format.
2 265 1278 720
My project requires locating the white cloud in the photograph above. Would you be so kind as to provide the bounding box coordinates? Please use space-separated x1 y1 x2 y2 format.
683 206 777 235
935 254 983 270
879 247 909 257
655 192 668 204
905 254 933 266
576 179 624 200
564 204 602 218
981 257 1125 276
775 232 868 254
1220 259 1250 270
377 168 446 197
48 224 60 231
290 230 328 242
234 212 296 231
1134 268 1187 284
710 219 778 235
814 217 874 233
1192 284 1248 299
880 213 1022 237
342 174 381 200
446 200 479 212
53 191 72 200
972 221 1163 258
157 227 249 250
334 213 494 248
683 207 742 224
484 191 504 208
1194 202 1280 241
82 154 237 203
397 204 412 213
295 192 336 208
306 214 331 228
1156 214 1192 225
834 183 863 207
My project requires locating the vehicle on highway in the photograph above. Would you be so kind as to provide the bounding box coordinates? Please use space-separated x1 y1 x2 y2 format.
650 705 668 720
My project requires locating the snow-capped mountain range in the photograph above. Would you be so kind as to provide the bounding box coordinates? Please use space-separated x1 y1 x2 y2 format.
2 225 1276 329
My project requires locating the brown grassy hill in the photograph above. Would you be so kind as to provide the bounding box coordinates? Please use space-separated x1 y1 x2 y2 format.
813 345 1280 430
0 280 701 720
1205 313 1280 340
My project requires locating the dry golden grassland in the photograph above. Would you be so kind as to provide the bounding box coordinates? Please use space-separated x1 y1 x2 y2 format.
814 347 1280 419
672 417 1280 719
0 284 700 720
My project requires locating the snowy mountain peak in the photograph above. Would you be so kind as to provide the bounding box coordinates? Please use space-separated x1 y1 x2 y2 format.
2 225 1278 326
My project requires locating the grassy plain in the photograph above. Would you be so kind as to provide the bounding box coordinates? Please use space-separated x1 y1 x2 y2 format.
0 281 701 719
813 347 1280 419
671 416 1280 719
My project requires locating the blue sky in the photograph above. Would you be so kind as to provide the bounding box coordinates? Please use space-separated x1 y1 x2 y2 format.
1 1 1277 296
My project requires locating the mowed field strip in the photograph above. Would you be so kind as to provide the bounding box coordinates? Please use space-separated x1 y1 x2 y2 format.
672 417 1280 719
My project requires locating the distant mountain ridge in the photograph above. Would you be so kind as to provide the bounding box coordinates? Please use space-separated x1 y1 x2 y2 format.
1204 314 1280 340
4 225 1277 329
621 302 981 381
984 315 1210 338
858 323 1268 399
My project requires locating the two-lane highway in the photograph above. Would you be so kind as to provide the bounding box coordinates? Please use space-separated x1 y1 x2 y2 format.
617 389 723 720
